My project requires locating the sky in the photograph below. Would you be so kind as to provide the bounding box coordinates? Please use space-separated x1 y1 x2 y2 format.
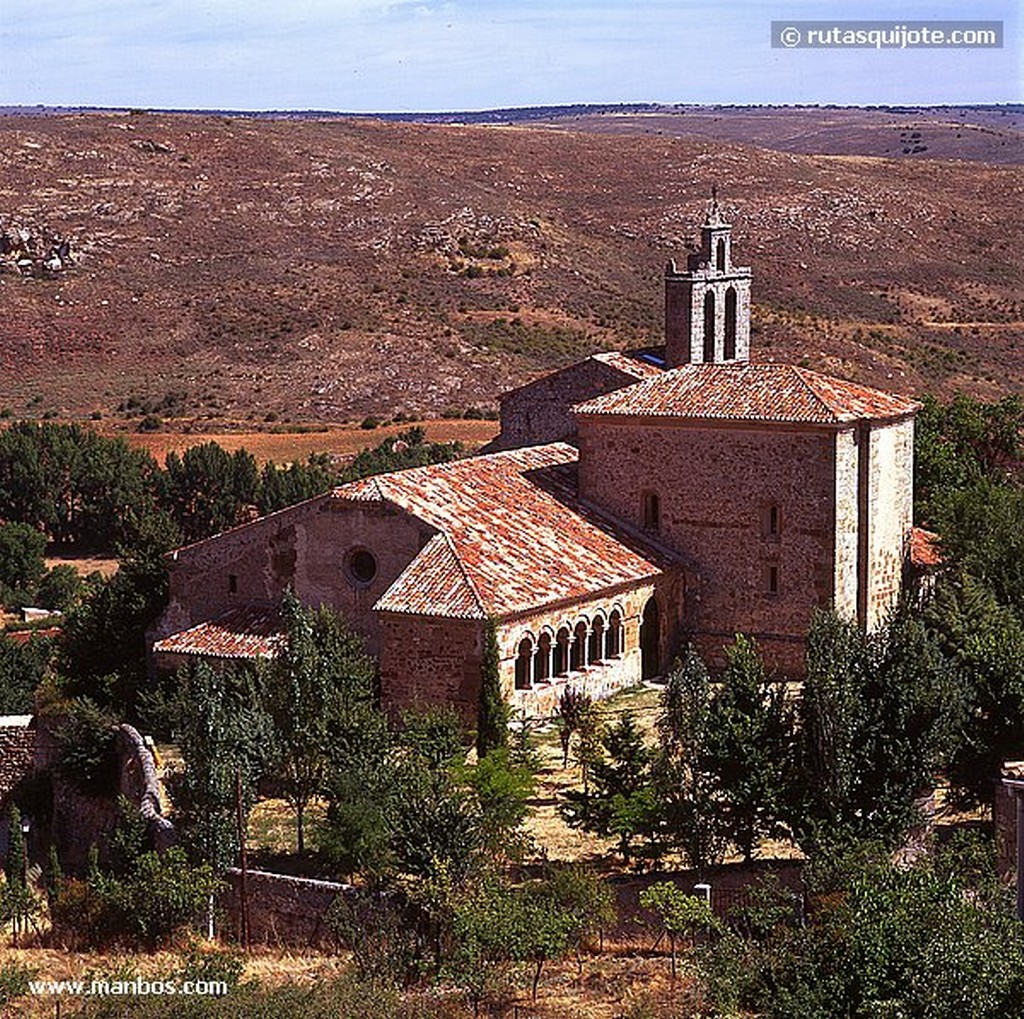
0 0 1019 112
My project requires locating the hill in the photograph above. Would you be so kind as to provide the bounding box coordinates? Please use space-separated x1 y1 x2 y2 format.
0 111 1021 423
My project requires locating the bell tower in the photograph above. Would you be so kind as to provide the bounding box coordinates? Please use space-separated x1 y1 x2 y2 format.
665 191 752 367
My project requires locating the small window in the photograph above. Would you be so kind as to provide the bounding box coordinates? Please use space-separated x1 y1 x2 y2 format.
767 565 780 596
642 491 661 533
762 503 781 541
345 547 378 587
228 574 238 594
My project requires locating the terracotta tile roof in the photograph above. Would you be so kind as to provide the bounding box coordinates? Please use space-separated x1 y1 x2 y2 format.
910 526 943 569
591 350 666 380
574 363 920 424
334 444 673 619
154 605 284 659
4 627 61 645
375 533 487 619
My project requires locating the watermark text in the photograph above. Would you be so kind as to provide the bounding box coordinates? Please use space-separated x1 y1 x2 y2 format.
771 21 1002 49
28 977 230 998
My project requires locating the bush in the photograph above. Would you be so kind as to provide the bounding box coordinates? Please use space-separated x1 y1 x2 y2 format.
52 698 119 796
360 416 380 430
36 564 83 612
51 846 221 949
137 414 162 432
0 961 35 1007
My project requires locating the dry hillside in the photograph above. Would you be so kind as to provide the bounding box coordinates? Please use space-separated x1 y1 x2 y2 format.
0 111 1021 423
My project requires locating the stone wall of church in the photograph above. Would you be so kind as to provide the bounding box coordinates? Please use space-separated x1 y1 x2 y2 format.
865 417 914 630
156 497 434 656
495 358 638 450
577 417 837 675
833 427 860 622
379 576 684 725
379 614 483 724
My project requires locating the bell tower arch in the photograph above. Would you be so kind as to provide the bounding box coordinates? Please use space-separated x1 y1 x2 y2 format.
665 191 752 367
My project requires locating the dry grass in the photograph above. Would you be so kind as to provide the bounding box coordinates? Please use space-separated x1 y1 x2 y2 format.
1 112 1020 427
44 554 119 579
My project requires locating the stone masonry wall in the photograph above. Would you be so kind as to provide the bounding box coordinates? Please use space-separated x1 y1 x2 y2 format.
665 269 751 366
0 721 35 813
866 417 914 630
220 868 349 947
379 576 684 724
833 427 860 622
577 416 837 674
157 496 435 656
495 358 639 450
379 614 483 723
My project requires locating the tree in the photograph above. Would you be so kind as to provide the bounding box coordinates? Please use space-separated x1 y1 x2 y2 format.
164 443 258 543
0 522 47 607
640 881 722 980
556 686 594 768
58 510 179 717
786 610 962 852
476 618 508 758
0 633 52 714
563 711 658 865
35 564 82 612
463 747 535 860
446 876 576 1009
702 838 1024 1019
262 594 378 853
704 635 790 861
652 648 729 872
926 575 1024 808
168 661 273 873
930 480 1024 619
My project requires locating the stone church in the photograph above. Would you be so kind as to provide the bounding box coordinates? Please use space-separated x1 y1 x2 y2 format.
151 201 931 721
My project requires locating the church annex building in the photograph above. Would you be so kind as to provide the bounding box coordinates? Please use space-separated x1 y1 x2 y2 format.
151 202 934 721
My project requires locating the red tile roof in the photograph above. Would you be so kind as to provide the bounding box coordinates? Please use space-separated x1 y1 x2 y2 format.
335 444 673 619
574 363 920 424
375 533 487 619
153 605 284 659
910 526 943 569
591 350 666 380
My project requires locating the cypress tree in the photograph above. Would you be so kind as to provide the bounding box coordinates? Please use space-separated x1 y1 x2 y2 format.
5 804 26 889
477 618 509 758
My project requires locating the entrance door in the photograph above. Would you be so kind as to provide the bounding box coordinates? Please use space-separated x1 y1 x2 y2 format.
640 598 660 680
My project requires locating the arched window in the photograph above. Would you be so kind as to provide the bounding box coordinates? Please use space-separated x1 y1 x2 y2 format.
554 627 571 677
589 617 605 664
535 632 552 683
724 286 737 360
570 621 588 671
703 291 716 362
716 237 726 272
640 597 660 681
514 637 533 690
608 609 623 657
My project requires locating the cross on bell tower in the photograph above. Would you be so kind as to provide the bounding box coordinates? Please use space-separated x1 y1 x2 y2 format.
664 191 752 367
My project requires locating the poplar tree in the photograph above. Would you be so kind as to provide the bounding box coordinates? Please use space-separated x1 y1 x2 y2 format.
476 618 508 758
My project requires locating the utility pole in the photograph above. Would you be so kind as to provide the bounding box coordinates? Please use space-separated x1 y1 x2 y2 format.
235 765 250 948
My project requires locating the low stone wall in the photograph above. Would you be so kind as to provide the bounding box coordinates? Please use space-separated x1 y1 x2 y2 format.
117 725 175 851
220 868 351 947
995 762 1023 881
0 717 35 812
40 715 175 872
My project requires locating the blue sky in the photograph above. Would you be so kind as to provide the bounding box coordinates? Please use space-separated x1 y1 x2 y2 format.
0 1 1018 111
